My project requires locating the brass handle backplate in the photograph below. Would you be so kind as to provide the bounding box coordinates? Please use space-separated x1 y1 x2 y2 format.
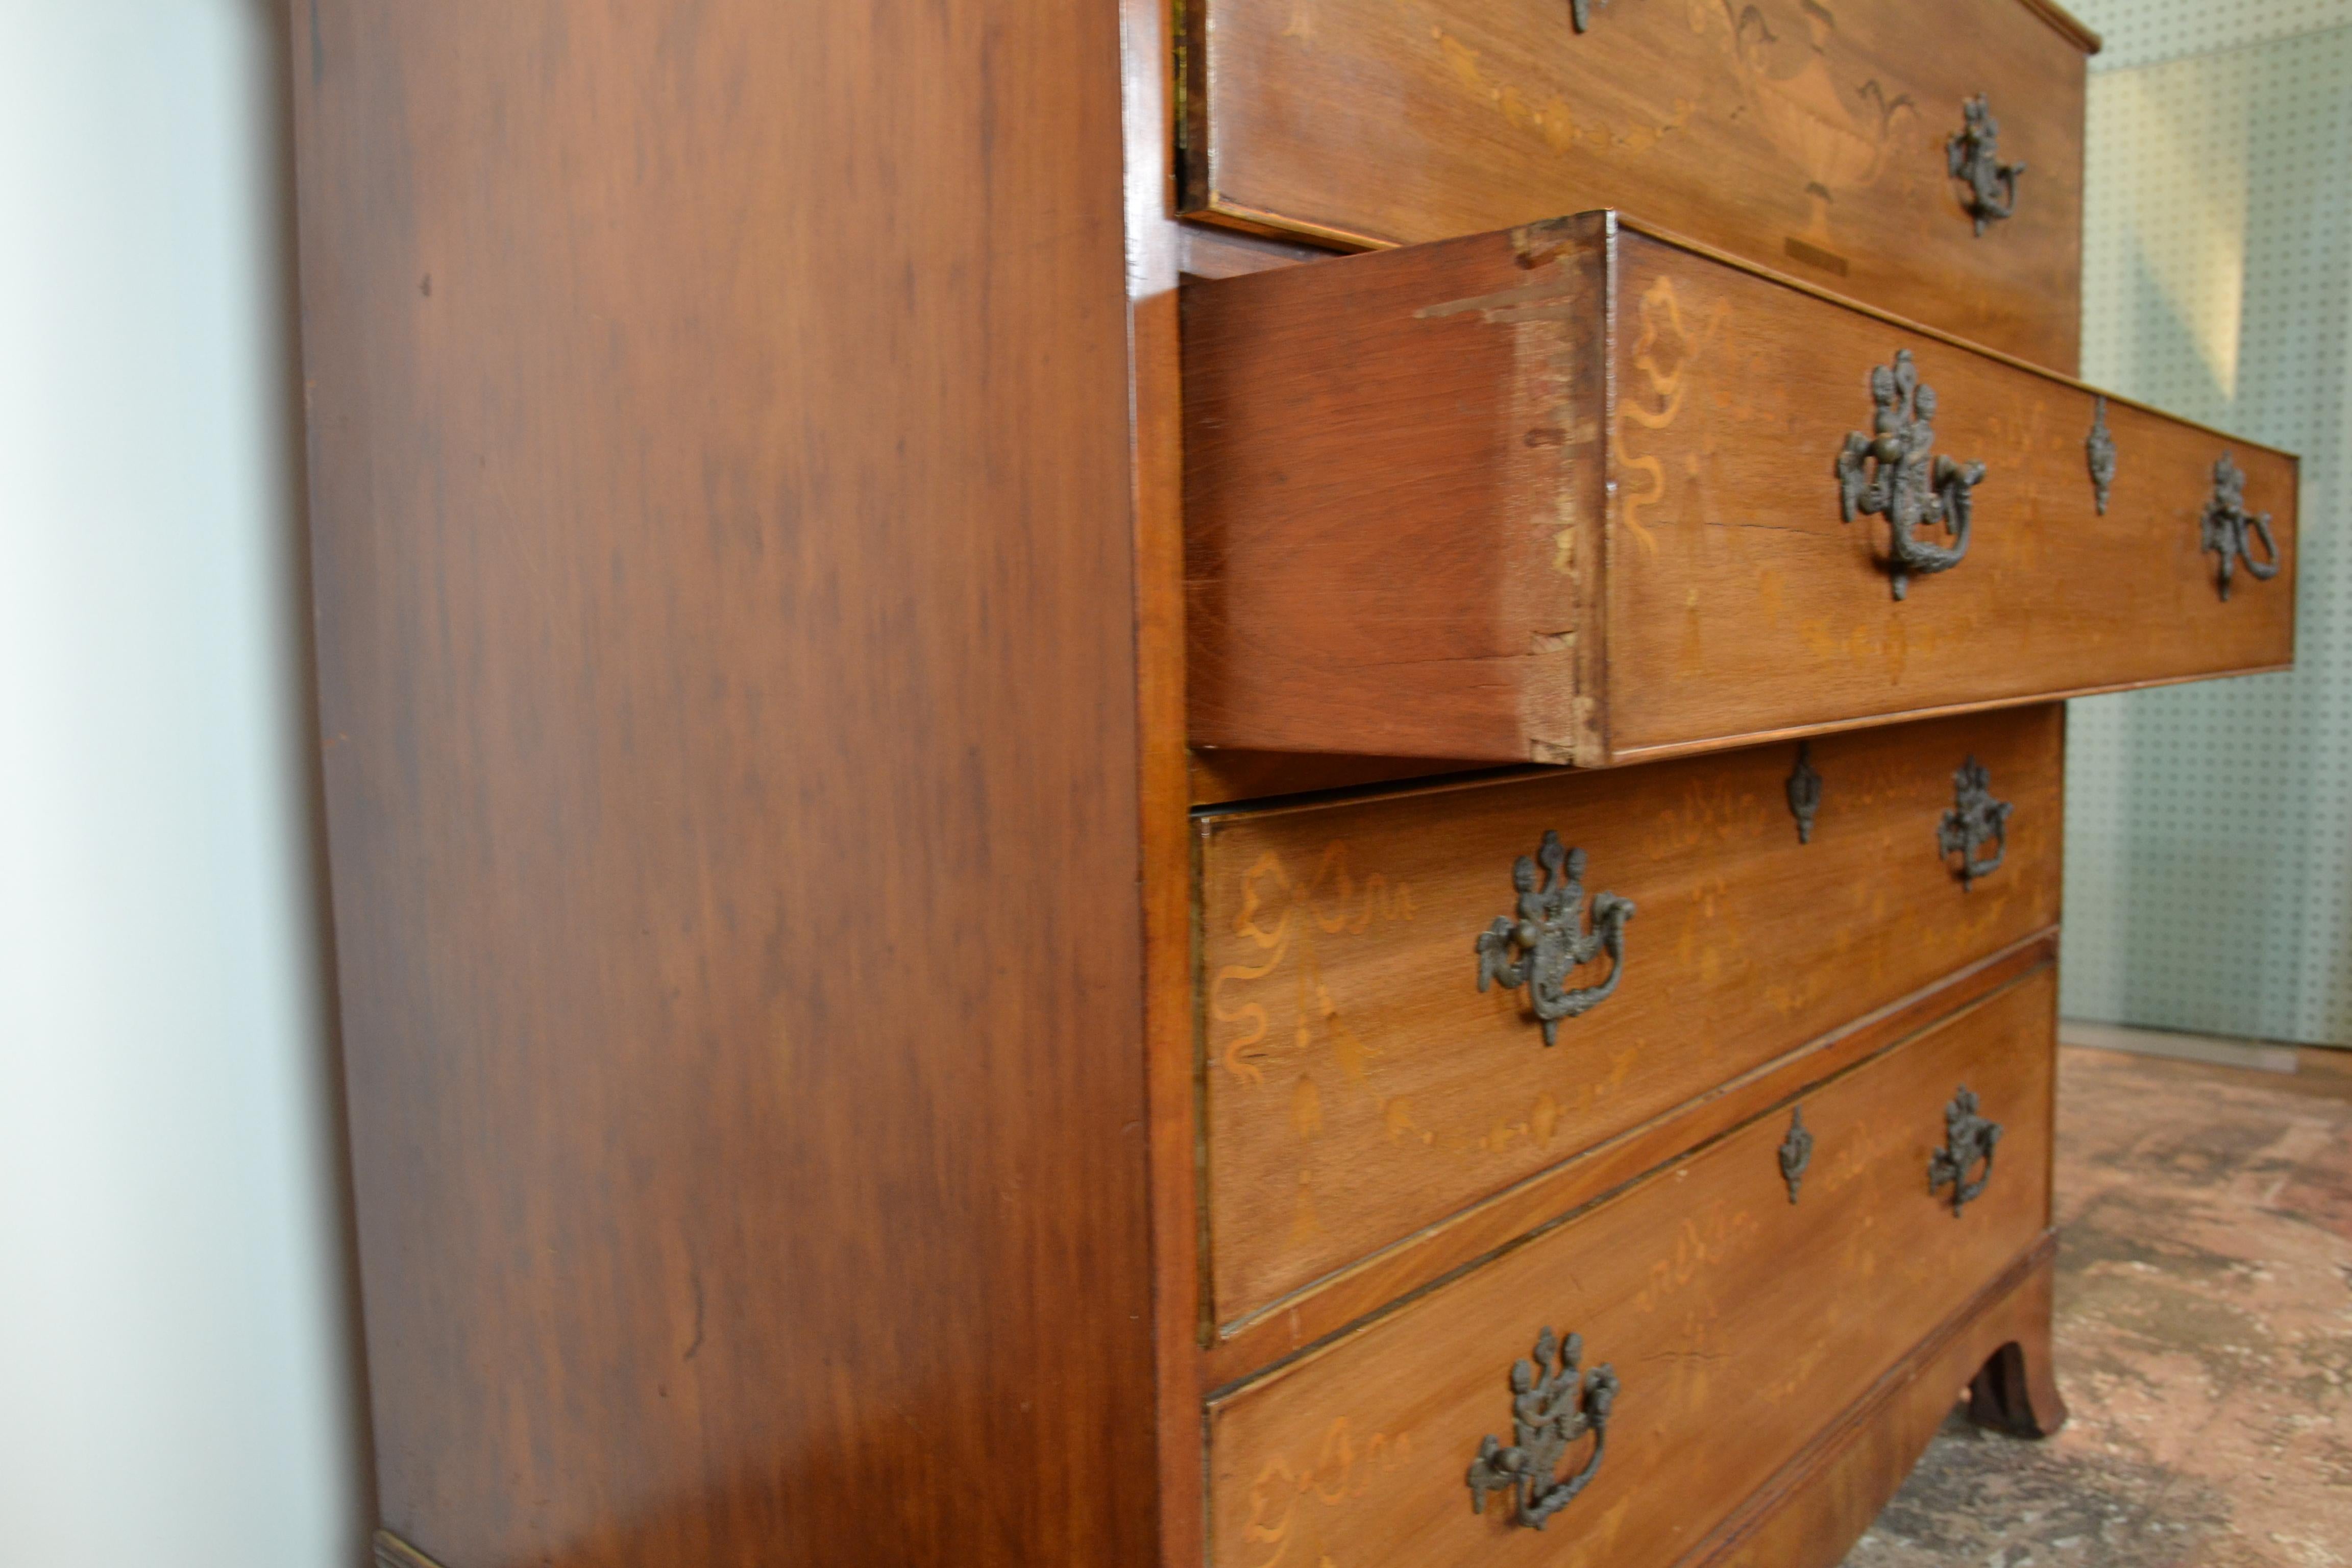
1476 831 1634 1045
1466 1327 1618 1529
1937 754 2012 889
1836 349 1987 600
1930 1086 2003 1215
2201 451 2281 601
1948 94 2023 234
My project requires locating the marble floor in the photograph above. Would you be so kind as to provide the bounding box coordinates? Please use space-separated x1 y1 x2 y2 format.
1845 1046 2352 1567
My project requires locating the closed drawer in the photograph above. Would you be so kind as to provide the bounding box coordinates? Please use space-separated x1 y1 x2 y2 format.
1208 964 2055 1568
1199 705 2058 1328
1184 0 2092 370
1185 213 2297 766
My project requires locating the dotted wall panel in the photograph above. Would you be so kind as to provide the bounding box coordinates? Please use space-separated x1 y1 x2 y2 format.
2071 0 2352 71
2061 9 2352 1044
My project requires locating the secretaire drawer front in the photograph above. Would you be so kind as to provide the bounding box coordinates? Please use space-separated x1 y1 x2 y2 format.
1199 705 2059 1327
1184 0 2092 369
1599 229 2296 762
1184 216 2298 766
1207 966 2056 1568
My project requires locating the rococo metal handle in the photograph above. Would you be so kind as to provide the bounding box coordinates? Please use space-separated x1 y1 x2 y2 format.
1938 754 2011 889
1929 1086 2002 1215
1836 349 1987 600
2201 451 2281 601
1476 830 1635 1045
1466 1326 1618 1530
1948 94 2023 234
1570 0 1608 30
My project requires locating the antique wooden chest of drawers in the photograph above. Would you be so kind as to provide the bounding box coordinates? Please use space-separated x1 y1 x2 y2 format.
290 3 2295 1568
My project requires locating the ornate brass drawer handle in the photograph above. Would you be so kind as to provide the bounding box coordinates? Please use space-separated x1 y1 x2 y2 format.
1476 831 1635 1046
1948 95 2023 234
1466 1327 1618 1530
1929 1087 2002 1215
2201 452 2281 601
1836 349 1987 600
1938 755 2011 889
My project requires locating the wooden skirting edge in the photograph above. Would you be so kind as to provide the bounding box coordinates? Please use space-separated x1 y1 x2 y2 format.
2061 1018 2300 1074
375 1530 451 1568
1678 1231 2061 1566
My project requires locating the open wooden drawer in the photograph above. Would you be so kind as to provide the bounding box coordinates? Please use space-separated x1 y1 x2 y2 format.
1183 212 2297 766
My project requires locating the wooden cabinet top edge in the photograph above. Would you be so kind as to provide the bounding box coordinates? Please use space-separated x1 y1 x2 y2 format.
2020 0 2103 54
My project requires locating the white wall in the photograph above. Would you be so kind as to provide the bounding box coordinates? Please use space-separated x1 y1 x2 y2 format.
0 4 361 1565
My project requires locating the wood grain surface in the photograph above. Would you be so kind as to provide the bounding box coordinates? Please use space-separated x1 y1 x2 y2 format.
1207 967 2059 1568
1122 0 1214 1562
1184 216 2298 764
1601 227 2296 761
291 4 1156 1565
1188 749 1508 808
1693 1238 2064 1567
1204 935 2057 1385
1198 706 2062 1327
1185 0 2091 369
1186 212 1613 763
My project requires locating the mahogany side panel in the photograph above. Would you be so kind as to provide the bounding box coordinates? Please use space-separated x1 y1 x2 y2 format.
1187 0 2090 369
290 4 1155 1565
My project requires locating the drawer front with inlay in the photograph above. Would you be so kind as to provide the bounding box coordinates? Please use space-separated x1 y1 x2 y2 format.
1184 214 2298 766
1198 705 2059 1328
1207 965 2056 1568
1183 0 2093 369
